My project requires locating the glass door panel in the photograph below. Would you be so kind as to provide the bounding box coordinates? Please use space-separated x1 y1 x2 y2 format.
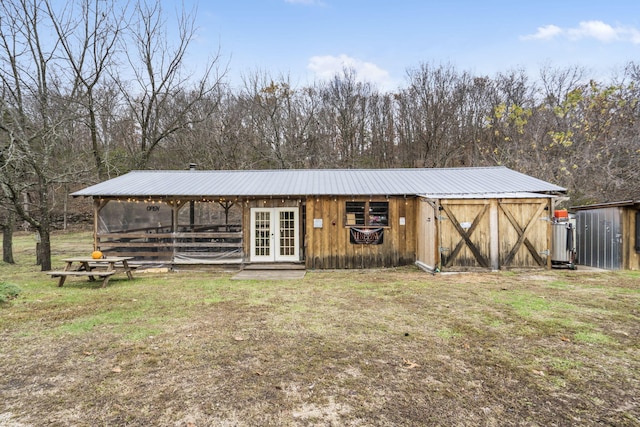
254 210 271 257
250 208 299 262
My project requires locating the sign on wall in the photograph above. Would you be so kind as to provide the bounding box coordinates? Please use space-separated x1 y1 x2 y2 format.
350 227 384 245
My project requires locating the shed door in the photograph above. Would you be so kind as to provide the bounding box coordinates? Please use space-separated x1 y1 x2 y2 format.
498 199 549 268
250 208 299 262
416 198 437 270
439 200 491 269
576 208 622 270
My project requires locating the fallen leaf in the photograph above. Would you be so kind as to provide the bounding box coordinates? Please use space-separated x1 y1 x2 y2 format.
560 336 571 342
532 369 545 376
403 358 420 369
111 366 122 373
234 336 244 341
83 351 93 356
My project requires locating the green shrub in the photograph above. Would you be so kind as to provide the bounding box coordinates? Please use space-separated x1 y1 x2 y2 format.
0 282 22 303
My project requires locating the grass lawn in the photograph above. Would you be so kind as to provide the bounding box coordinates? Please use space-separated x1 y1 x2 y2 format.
1 231 639 426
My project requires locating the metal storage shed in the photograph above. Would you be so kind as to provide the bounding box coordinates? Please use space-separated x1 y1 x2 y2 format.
571 201 640 270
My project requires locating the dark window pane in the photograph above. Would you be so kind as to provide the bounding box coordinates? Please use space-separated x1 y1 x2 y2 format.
346 202 366 225
369 202 389 226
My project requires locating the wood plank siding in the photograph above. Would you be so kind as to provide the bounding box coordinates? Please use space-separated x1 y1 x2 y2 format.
304 196 417 269
622 207 640 270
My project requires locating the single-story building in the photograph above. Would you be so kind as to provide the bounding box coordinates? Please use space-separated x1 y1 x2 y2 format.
71 167 567 271
571 201 640 270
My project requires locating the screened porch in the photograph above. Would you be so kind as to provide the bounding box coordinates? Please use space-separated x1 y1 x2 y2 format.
94 198 243 264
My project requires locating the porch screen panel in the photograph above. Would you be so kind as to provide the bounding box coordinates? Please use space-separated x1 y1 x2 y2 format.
98 200 172 233
279 211 296 256
254 211 271 257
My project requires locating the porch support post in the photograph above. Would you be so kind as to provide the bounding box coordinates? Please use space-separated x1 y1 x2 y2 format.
490 199 500 271
93 198 109 251
546 198 553 269
172 199 180 263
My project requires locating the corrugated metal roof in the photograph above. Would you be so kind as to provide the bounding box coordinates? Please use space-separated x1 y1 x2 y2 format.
421 192 553 199
71 167 566 198
570 200 640 211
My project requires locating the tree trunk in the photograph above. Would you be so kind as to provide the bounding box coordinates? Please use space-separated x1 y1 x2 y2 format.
35 183 52 271
2 211 15 264
88 101 107 179
37 225 52 271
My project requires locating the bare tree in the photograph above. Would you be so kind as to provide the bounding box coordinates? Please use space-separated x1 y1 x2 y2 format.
48 0 124 180
115 0 225 169
235 71 322 169
365 91 396 168
481 69 537 169
150 86 233 170
0 0 84 270
397 63 468 167
0 0 207 269
317 68 371 168
455 75 496 166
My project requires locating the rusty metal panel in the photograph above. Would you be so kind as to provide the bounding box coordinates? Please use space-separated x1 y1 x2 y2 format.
576 208 622 270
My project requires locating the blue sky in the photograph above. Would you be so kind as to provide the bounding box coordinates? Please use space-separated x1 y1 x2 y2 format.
178 0 640 91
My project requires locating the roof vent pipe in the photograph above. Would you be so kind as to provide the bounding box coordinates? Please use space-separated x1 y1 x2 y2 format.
188 163 197 171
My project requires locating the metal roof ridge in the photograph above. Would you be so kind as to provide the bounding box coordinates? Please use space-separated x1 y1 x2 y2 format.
124 166 509 173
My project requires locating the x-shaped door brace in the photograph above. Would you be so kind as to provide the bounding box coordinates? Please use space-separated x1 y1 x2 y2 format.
441 204 490 268
499 202 546 267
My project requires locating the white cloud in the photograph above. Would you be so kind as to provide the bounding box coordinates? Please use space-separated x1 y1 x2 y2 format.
521 20 640 44
567 21 618 42
521 24 563 41
307 54 396 91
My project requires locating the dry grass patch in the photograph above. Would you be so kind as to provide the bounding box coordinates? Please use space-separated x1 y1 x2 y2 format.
0 231 639 426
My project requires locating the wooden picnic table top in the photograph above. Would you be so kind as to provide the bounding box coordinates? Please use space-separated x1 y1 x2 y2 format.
62 256 134 263
51 256 136 286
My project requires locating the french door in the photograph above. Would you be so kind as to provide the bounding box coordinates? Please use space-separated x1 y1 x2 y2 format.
250 208 299 262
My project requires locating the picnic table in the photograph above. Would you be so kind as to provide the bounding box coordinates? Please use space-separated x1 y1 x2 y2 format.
46 256 134 287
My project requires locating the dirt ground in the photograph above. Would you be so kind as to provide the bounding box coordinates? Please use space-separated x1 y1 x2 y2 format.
1 246 639 426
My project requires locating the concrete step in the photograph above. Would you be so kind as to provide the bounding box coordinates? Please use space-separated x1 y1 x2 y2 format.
243 262 306 271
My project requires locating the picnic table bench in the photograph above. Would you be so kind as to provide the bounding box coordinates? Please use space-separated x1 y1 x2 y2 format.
46 256 134 287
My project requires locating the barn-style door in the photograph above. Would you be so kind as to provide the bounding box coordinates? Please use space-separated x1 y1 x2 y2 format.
433 198 552 271
439 201 491 268
498 200 549 268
